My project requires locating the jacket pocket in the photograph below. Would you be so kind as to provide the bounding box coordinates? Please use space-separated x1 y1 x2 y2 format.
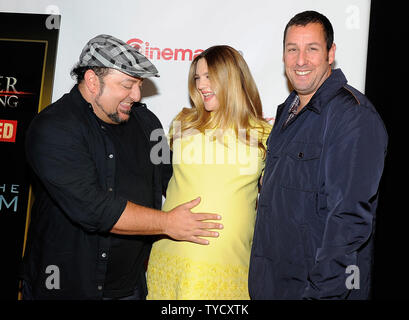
280 141 321 192
286 141 321 161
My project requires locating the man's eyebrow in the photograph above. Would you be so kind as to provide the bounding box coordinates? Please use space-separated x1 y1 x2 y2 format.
285 42 322 46
122 78 143 83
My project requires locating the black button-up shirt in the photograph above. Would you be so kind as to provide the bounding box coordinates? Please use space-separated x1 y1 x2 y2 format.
101 117 154 298
23 85 172 299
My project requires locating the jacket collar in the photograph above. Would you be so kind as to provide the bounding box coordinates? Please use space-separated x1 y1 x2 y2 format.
69 84 97 118
71 84 89 106
305 68 347 114
278 68 348 116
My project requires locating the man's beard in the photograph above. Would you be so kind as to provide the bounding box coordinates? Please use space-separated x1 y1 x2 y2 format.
96 100 131 124
95 79 131 124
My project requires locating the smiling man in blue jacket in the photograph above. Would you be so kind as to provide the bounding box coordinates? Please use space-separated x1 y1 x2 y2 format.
249 11 388 299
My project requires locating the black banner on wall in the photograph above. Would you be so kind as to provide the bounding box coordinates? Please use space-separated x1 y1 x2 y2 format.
0 13 59 300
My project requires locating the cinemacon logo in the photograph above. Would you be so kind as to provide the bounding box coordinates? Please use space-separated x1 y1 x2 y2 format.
127 38 203 62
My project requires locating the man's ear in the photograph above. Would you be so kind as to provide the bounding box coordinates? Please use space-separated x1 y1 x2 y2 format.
328 43 336 65
83 69 100 95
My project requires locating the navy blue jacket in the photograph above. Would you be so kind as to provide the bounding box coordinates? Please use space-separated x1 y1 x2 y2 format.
249 69 388 299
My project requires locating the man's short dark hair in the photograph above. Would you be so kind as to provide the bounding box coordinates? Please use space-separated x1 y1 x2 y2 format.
70 65 111 84
283 10 334 52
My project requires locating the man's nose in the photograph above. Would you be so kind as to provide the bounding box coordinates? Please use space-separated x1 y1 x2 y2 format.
296 49 307 66
129 84 141 102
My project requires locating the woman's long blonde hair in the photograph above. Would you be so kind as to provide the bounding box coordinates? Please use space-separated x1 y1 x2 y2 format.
171 45 269 157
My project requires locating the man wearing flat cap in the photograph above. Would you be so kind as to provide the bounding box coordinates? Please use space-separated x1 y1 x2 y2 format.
21 35 222 300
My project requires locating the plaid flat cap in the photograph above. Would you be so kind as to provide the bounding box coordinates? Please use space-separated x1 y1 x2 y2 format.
78 34 159 78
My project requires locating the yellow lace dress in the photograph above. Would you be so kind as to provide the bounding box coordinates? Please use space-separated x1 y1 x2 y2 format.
146 124 271 300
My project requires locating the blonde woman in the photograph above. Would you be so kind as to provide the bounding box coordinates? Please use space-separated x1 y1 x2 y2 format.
147 45 272 300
